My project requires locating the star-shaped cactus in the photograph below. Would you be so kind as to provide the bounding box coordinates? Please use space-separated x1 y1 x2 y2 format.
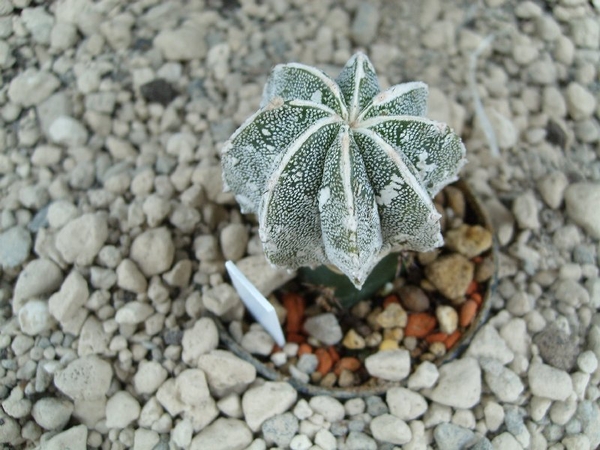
221 53 466 290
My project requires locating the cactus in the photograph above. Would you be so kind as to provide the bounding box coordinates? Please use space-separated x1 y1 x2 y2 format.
221 53 466 290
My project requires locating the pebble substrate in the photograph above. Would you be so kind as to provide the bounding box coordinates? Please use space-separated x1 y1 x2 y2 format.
0 0 600 449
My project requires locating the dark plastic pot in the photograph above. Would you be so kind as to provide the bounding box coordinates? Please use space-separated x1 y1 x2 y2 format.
212 179 497 399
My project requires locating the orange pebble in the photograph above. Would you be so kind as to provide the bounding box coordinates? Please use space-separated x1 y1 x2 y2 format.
460 300 478 327
383 294 400 308
297 343 313 356
334 357 361 376
470 292 483 306
472 256 483 264
315 348 333 376
283 292 305 334
425 332 448 344
466 280 478 296
327 346 340 364
405 313 437 338
286 332 306 344
444 330 462 349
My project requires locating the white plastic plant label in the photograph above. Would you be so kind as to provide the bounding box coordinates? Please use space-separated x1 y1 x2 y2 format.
225 260 286 347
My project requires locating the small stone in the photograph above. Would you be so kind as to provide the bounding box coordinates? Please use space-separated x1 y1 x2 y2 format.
12 258 63 314
290 434 313 450
133 360 168 395
309 396 345 423
436 305 458 334
376 303 408 328
115 301 153 325
365 349 411 381
0 410 20 444
343 329 366 349
303 313 343 345
386 387 428 421
32 397 73 430
407 361 439 390
202 283 241 316
537 172 569 209
577 351 598 374
565 183 600 239
8 69 60 107
241 329 275 356
56 213 108 266
197 350 256 397
140 79 178 106
484 402 505 432
154 23 207 61
43 425 87 450
425 254 474 300
116 259 148 293
370 413 412 445
261 412 298 448
54 355 113 401
220 223 248 261
566 83 597 121
235 255 296 297
571 17 600 49
424 358 481 409
48 270 89 332
242 382 297 432
398 285 430 312
0 226 31 268
445 224 493 259
182 318 219 365
466 324 514 365
18 299 54 336
105 391 140 429
533 323 579 371
528 361 573 401
345 431 377 450
434 423 476 450
512 191 540 230
190 418 252 450
350 3 380 46
481 359 524 403
2 386 31 419
130 227 175 276
48 116 88 147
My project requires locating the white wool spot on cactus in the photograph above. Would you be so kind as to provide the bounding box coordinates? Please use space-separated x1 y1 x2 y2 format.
310 90 322 104
318 186 331 208
376 175 405 207
261 128 271 136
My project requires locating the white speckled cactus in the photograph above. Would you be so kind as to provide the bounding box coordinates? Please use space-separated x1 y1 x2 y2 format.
221 53 466 290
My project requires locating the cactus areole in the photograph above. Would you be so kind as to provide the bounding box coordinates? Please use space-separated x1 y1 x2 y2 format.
221 53 467 290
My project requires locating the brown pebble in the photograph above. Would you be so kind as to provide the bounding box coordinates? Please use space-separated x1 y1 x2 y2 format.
444 185 466 219
337 369 356 388
399 285 430 312
319 372 337 388
417 249 440 266
475 256 495 282
350 300 372 319
425 253 475 300
445 224 493 258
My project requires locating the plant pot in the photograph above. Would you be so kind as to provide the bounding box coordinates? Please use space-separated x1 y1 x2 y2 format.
213 179 497 398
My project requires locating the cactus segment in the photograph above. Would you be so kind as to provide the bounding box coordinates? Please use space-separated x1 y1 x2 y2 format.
358 81 429 121
359 116 467 196
261 63 346 116
352 129 443 251
222 100 335 213
221 52 466 290
318 125 383 287
259 119 342 269
336 53 380 122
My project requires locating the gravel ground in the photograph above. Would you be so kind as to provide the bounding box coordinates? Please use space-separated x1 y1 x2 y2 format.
0 0 599 449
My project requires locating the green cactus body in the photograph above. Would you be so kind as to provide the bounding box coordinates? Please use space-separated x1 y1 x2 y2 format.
221 53 466 289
